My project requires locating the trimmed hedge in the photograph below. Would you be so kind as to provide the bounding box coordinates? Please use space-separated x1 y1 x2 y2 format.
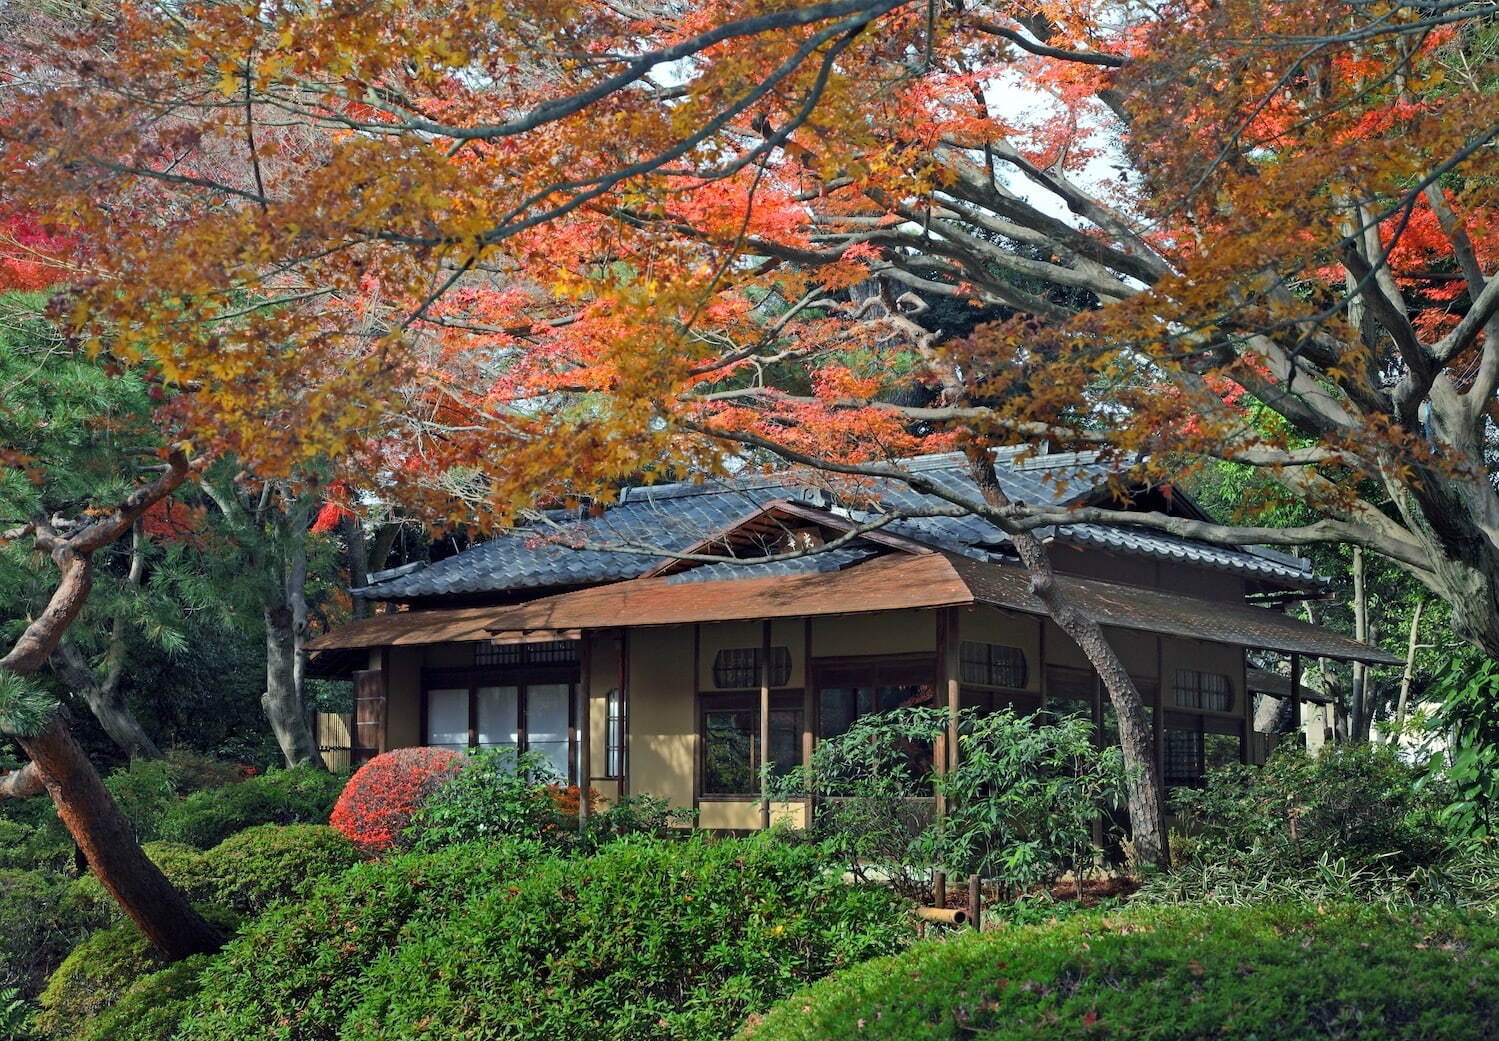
181 840 545 1041
72 956 211 1041
204 824 362 916
158 768 345 849
34 925 167 1041
329 747 463 853
736 903 1499 1041
344 835 908 1041
181 835 911 1041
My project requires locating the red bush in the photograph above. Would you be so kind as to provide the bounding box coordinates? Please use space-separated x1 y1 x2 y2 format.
330 747 464 854
544 785 600 829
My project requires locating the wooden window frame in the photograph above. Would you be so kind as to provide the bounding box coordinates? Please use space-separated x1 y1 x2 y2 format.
696 690 805 801
603 686 626 780
1162 711 1245 788
958 640 1030 690
709 645 793 689
421 663 580 783
1171 668 1236 715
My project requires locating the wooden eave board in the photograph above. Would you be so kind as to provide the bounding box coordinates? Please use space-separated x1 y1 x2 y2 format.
945 554 1401 665
306 605 522 650
485 552 974 631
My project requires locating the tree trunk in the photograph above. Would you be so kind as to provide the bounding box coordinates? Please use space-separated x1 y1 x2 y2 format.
19 715 223 958
53 641 161 760
1350 547 1371 741
1394 598 1425 732
0 450 224 959
263 600 323 769
964 451 1169 869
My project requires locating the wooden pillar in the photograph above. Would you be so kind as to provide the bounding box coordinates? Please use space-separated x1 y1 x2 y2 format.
760 619 772 831
1289 652 1303 744
577 636 591 831
618 630 630 796
942 608 961 774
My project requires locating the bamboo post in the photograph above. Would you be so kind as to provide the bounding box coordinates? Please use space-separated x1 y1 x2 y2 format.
915 906 967 926
933 870 946 909
968 873 981 932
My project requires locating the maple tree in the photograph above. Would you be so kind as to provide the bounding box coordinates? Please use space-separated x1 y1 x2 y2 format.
4 0 1496 869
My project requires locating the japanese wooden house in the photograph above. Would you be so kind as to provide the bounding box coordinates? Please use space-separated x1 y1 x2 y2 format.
308 450 1398 828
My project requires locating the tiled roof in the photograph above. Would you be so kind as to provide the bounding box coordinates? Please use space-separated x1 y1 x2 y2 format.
354 451 1324 600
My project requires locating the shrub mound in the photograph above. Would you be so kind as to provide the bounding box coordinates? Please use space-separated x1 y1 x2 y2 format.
181 835 908 1041
181 840 544 1041
34 925 167 1041
159 767 346 848
737 904 1499 1041
66 843 215 932
330 747 462 853
71 956 211 1041
203 824 363 916
344 835 907 1041
66 826 361 931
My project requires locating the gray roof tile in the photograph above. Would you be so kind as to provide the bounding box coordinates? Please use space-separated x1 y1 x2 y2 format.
354 452 1323 600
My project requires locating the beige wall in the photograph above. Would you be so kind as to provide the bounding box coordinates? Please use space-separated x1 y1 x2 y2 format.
699 800 807 830
812 609 936 657
1042 621 1161 680
626 626 696 816
957 606 1043 693
697 619 807 690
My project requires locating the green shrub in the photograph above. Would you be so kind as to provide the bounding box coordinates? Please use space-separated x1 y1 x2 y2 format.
774 706 1122 896
0 870 84 999
580 793 696 850
404 747 561 851
64 843 214 932
1149 743 1481 905
160 751 252 796
344 834 910 1041
72 956 210 1041
738 903 1499 1041
0 803 71 874
34 926 166 1041
201 825 363 916
102 761 181 844
158 768 345 848
181 840 545 1041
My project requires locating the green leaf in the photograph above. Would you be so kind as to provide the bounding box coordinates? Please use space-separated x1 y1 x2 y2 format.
0 671 59 737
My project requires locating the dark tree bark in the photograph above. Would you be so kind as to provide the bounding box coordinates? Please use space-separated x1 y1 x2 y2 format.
20 715 223 957
0 451 225 960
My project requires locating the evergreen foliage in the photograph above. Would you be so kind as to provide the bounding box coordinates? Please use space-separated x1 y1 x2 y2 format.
736 904 1499 1041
